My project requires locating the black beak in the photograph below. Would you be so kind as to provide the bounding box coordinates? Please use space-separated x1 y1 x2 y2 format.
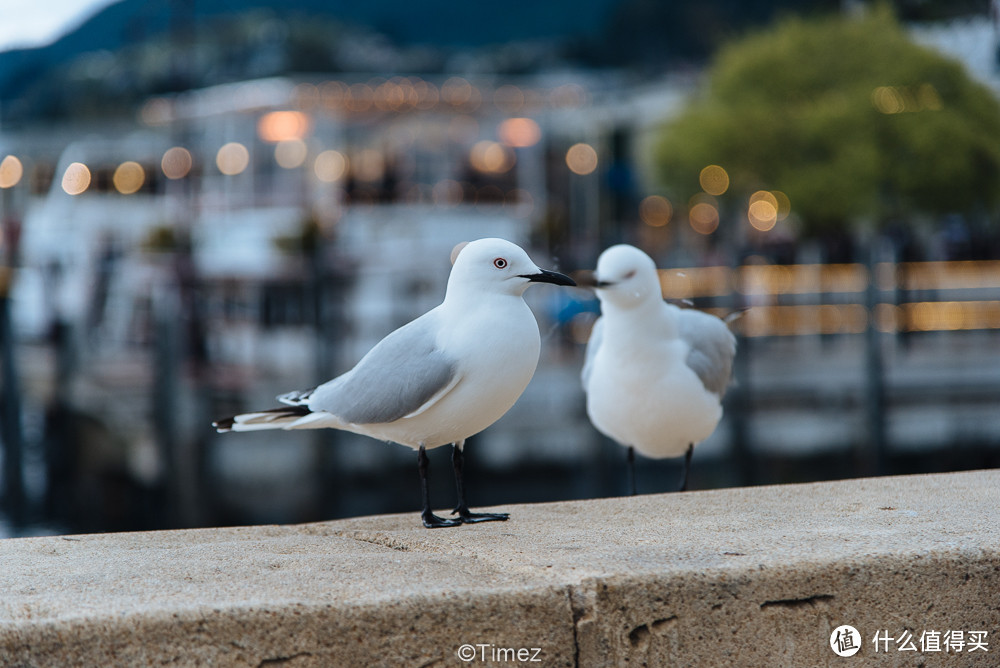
572 270 612 289
520 269 576 287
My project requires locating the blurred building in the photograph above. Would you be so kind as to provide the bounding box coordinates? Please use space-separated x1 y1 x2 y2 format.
1 6 1000 535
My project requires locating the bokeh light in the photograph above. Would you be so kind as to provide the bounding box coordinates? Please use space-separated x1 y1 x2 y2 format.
216 142 250 176
493 85 525 113
498 118 541 148
441 77 481 110
258 111 311 143
748 190 781 231
62 162 91 195
161 147 193 180
320 81 347 110
872 84 943 114
0 155 24 188
639 195 673 227
749 190 778 208
347 83 374 112
872 86 905 114
432 179 463 207
314 150 347 183
699 165 729 196
275 139 308 169
748 200 777 232
772 190 791 220
566 143 598 175
413 80 440 110
442 77 473 105
374 81 406 111
689 201 719 235
470 141 515 173
113 161 145 195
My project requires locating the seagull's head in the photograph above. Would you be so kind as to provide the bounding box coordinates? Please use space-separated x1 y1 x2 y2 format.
586 244 661 308
447 238 575 298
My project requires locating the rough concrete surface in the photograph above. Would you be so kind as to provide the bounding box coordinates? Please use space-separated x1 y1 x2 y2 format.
1 470 998 667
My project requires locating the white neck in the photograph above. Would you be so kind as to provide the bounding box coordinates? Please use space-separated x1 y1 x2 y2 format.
601 296 679 340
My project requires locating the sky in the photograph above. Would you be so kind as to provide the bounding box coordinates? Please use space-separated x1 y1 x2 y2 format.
0 0 115 52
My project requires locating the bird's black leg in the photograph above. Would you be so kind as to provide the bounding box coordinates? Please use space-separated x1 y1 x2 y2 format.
627 446 637 496
418 445 461 528
678 444 694 492
450 442 509 523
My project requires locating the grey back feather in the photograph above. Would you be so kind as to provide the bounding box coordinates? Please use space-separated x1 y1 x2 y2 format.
677 307 737 396
305 315 457 424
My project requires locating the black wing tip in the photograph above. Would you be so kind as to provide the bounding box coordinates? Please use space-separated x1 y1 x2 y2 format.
213 416 236 432
212 405 312 432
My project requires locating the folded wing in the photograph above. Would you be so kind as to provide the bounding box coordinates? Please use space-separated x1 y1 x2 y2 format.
297 315 460 425
678 308 737 397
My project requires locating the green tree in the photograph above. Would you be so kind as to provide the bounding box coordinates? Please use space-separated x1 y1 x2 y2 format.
655 8 1000 234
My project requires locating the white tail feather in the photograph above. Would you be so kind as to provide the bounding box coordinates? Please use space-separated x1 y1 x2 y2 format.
214 408 312 433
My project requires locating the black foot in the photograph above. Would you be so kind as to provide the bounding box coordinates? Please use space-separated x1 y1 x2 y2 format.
678 444 694 492
449 443 508 524
452 505 509 523
422 510 463 528
627 445 637 496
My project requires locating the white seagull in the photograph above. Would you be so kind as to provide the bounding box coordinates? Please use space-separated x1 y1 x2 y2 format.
580 244 739 494
214 238 575 528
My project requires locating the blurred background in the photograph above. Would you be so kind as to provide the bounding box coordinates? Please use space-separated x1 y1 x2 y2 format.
1 0 999 537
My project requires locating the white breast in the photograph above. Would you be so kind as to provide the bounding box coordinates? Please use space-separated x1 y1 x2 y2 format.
585 332 722 459
358 297 541 449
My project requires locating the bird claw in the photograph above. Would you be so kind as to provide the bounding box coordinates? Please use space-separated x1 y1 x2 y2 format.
421 511 463 528
462 512 510 523
451 506 510 523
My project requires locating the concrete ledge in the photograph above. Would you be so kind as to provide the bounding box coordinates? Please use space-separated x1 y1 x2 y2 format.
2 470 999 666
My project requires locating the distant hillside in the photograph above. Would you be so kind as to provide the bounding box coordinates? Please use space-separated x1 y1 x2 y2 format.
0 0 615 98
2 0 981 123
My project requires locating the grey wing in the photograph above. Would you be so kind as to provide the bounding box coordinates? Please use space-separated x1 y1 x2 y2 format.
677 308 737 397
303 314 458 424
581 315 604 388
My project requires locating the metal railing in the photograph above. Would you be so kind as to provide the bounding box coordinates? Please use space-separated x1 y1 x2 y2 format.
659 260 1000 336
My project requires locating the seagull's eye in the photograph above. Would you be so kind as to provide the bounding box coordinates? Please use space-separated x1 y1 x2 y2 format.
624 270 636 280
493 257 508 269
